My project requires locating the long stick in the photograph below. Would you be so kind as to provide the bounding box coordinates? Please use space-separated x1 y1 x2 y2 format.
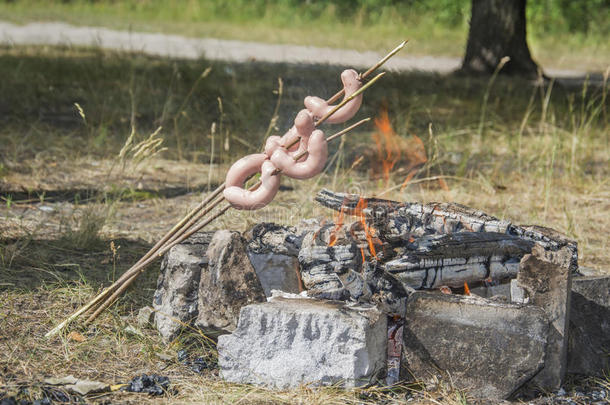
46 41 408 337
88 83 380 312
44 185 226 338
81 118 374 324
84 119 370 323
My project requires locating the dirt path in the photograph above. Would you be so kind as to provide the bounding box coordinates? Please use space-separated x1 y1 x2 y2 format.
0 20 585 78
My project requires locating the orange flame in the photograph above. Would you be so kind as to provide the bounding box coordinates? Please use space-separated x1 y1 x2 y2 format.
371 106 428 189
328 198 378 263
373 108 401 184
354 197 377 260
328 204 345 247
463 282 471 296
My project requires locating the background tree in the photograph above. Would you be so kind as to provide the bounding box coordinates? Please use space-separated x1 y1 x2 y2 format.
461 0 540 77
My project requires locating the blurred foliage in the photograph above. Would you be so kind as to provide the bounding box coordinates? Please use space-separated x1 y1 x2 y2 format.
10 0 607 36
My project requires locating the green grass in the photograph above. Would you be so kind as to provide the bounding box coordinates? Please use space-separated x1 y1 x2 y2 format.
0 0 608 71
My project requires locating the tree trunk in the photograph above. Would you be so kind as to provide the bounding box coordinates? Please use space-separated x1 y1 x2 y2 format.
461 0 540 77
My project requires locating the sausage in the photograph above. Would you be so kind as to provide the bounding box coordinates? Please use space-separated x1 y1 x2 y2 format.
304 69 362 124
264 109 314 158
223 69 364 210
223 154 281 210
270 129 327 179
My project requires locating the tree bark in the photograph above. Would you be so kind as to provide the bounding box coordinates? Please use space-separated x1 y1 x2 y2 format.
461 0 540 77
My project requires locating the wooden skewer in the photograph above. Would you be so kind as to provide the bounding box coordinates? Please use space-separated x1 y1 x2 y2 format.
80 72 382 307
84 119 371 324
326 40 407 104
80 92 378 324
46 41 408 337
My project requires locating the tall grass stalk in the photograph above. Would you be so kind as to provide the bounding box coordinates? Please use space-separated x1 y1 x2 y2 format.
476 56 510 146
172 66 212 160
207 122 216 192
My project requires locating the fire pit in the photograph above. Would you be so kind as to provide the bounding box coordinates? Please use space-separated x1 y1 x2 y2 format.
151 188 608 399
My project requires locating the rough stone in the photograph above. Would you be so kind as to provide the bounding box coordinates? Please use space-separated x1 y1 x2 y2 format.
218 297 387 389
469 282 511 300
247 252 302 296
402 291 549 400
195 230 266 333
244 222 305 297
153 232 212 342
568 275 610 376
517 243 573 390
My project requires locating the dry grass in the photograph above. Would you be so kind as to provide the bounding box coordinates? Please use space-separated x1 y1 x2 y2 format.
0 285 471 404
0 44 608 403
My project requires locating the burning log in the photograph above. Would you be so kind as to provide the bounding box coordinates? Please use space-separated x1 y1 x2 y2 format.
307 189 577 299
298 222 410 315
315 188 511 239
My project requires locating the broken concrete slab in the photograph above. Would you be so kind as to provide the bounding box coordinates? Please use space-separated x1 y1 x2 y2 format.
402 291 549 400
247 252 302 297
245 222 307 296
517 243 573 391
568 275 610 377
153 232 213 342
218 297 387 389
195 230 266 333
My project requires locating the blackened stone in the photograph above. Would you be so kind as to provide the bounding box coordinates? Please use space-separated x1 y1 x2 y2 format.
125 374 170 396
153 232 214 342
177 349 188 363
190 357 210 374
568 275 610 376
195 230 266 333
402 291 549 400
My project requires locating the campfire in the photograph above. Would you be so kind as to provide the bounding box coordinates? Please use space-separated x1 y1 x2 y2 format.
151 187 584 399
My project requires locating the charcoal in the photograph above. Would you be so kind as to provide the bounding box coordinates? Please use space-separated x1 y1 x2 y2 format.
125 374 170 396
190 357 211 374
176 349 212 374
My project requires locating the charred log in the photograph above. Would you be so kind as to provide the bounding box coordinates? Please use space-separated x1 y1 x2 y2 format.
316 188 511 240
385 232 533 289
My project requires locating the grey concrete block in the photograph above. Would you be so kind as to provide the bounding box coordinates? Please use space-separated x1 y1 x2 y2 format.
402 291 549 400
517 243 573 390
568 275 610 376
218 297 387 389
